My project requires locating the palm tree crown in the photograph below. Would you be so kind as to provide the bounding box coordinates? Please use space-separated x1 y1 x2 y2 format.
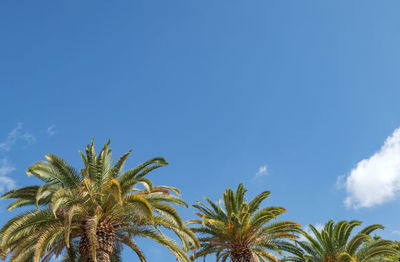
188 184 300 262
0 140 199 262
282 220 399 262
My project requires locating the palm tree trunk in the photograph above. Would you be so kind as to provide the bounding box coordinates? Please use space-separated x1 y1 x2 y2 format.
231 256 254 262
96 249 110 262
80 250 111 262
79 220 115 262
231 249 254 262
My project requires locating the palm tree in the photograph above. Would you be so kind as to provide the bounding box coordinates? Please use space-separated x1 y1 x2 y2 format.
0 140 199 262
282 220 399 262
188 184 300 262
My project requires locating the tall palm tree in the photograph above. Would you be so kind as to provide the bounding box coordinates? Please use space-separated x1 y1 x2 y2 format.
188 184 300 262
282 220 399 262
0 140 199 262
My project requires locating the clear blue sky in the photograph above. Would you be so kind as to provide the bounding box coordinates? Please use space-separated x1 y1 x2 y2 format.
1 1 400 261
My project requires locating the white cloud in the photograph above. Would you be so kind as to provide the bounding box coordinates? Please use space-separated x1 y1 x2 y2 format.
255 165 268 178
0 123 35 151
341 127 400 209
0 123 35 194
0 158 16 193
392 230 400 236
20 132 36 145
46 124 56 136
0 158 15 176
0 123 22 151
336 174 346 189
0 176 16 193
298 223 324 242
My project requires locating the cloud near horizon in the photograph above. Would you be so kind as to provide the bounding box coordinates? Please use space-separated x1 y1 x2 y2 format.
341 127 400 209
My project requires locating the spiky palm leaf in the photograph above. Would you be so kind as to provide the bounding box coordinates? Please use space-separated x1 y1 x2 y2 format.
282 220 399 262
188 184 300 262
0 140 199 262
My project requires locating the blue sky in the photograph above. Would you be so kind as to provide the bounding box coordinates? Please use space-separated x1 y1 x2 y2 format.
1 0 400 261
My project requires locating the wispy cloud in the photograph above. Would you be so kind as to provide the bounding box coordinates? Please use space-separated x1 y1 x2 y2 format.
340 127 400 209
0 123 22 151
0 158 16 193
46 124 56 136
0 122 36 151
0 158 15 176
21 132 36 144
255 164 268 178
392 230 400 236
0 123 36 194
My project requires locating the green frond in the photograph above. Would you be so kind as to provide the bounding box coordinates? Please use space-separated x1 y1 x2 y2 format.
359 224 384 235
347 233 371 255
248 190 271 213
131 228 191 262
0 140 196 262
145 193 188 208
0 209 60 248
44 154 81 188
6 198 36 211
34 223 64 262
118 234 146 262
124 194 154 220
119 157 168 187
191 184 300 261
2 186 40 200
102 178 123 204
250 206 287 229
152 203 183 227
110 150 132 178
64 204 85 247
285 220 397 262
